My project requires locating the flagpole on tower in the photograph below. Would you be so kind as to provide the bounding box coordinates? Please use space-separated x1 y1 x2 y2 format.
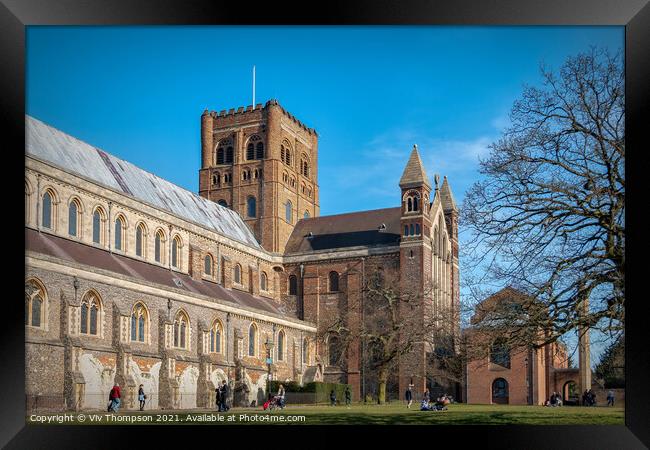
252 65 256 106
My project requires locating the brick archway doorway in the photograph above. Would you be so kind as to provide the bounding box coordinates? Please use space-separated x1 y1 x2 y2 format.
492 378 509 404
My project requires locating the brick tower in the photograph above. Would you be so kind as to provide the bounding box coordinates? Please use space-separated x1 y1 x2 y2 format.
397 145 433 396
198 100 320 253
440 176 461 349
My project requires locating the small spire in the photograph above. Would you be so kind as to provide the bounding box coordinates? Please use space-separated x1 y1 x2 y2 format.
399 144 431 189
440 175 458 211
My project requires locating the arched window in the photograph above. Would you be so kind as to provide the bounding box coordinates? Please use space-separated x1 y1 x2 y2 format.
248 323 258 357
285 201 293 223
204 254 213 276
260 271 268 291
304 211 310 219
171 235 181 268
302 338 309 364
329 271 339 292
415 223 421 235
413 196 419 211
68 198 81 237
173 310 190 349
288 275 297 295
25 278 46 328
301 157 310 178
247 196 257 218
42 189 54 229
407 197 412 212
234 264 241 284
212 173 220 186
247 135 263 160
130 302 148 343
404 225 408 236
490 338 511 369
114 215 125 251
329 335 341 366
80 291 101 335
216 138 233 165
92 207 105 245
135 222 146 257
281 141 292 166
409 224 414 236
217 199 228 208
277 330 285 361
433 226 439 255
154 229 165 264
210 319 224 353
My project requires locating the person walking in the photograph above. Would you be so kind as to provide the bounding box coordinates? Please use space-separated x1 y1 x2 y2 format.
277 384 286 409
138 384 146 411
607 390 615 406
330 389 337 406
344 386 352 408
215 385 222 411
405 385 413 409
108 383 121 413
220 380 230 412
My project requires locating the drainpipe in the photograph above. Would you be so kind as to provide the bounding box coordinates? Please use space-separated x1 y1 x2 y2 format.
299 263 305 320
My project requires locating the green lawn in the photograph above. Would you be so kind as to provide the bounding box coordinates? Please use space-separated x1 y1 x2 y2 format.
28 403 624 425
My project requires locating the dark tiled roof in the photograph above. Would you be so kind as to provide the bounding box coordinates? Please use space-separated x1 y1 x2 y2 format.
26 228 290 318
284 207 402 254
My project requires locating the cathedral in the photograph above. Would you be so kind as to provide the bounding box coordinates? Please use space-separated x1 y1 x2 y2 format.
24 99 460 412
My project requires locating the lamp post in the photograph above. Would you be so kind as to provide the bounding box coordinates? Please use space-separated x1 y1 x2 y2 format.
265 329 275 399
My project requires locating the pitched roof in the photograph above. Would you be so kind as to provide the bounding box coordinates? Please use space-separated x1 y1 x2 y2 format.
284 207 402 254
26 228 291 318
399 145 431 189
25 115 261 249
440 176 458 211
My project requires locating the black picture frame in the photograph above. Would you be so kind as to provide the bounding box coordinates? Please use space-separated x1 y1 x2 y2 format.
2 0 648 447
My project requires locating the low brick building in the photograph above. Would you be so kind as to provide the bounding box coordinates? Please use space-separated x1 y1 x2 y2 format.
464 287 571 405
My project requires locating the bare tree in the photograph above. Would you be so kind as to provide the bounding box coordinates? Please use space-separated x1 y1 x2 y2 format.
461 47 624 349
321 269 459 404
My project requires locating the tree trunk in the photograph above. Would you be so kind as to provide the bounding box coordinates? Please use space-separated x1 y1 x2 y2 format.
378 368 388 404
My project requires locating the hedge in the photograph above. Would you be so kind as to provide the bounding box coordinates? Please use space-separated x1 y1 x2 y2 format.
268 381 352 404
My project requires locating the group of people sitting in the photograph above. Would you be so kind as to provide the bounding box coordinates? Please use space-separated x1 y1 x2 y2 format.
544 391 563 407
420 389 451 411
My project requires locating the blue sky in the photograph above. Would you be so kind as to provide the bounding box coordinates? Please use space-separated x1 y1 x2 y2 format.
26 26 623 365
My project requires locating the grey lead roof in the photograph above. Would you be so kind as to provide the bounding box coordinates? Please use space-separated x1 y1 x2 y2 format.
25 115 261 249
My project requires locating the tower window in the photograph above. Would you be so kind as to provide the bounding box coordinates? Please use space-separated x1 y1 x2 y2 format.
329 271 339 292
415 224 421 235
234 264 242 284
135 223 146 257
225 146 233 164
404 225 408 236
247 196 257 218
288 275 297 295
217 199 228 208
409 224 414 236
256 142 264 159
285 200 293 223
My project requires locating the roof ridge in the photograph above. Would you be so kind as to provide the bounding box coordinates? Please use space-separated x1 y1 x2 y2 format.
300 206 401 221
